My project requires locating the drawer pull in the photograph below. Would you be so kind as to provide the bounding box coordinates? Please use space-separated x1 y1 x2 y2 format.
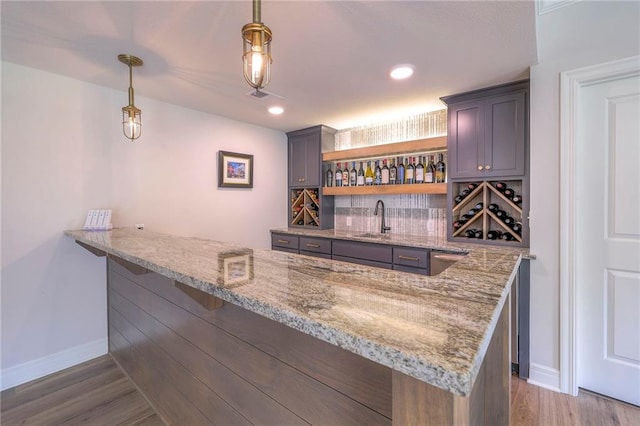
398 255 419 262
277 239 290 244
305 243 320 248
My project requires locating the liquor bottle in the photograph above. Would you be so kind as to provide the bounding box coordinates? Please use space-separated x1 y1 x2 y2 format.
326 165 333 187
342 163 349 187
425 155 435 183
381 159 390 185
365 161 374 186
350 161 357 187
494 182 508 192
335 163 343 187
487 230 503 240
435 153 446 183
397 156 405 184
389 158 397 184
357 162 365 186
405 157 414 184
512 194 523 205
415 156 425 184
503 187 515 199
374 160 382 185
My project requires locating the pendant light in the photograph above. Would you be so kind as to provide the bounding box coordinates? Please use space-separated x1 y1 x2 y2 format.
242 0 272 91
118 54 143 141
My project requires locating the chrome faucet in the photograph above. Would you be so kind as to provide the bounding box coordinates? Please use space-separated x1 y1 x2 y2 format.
374 199 391 234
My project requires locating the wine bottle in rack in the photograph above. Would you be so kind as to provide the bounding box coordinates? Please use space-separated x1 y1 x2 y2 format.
511 222 523 234
389 158 397 184
326 165 333 187
474 229 483 239
453 219 467 229
335 163 343 187
494 181 507 192
454 195 465 204
488 203 500 213
381 159 390 185
487 230 503 240
500 233 516 241
503 187 515 199
350 162 357 186
415 156 425 184
357 162 365 186
473 202 484 211
503 215 515 226
465 229 477 238
397 157 405 184
512 194 523 205
435 153 446 183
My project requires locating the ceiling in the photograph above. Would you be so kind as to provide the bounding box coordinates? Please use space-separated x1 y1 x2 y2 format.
1 1 537 133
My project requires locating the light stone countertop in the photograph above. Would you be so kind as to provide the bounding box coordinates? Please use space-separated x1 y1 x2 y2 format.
65 227 526 397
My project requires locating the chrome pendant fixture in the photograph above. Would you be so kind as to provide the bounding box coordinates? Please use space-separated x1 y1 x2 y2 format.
118 54 143 141
242 0 272 91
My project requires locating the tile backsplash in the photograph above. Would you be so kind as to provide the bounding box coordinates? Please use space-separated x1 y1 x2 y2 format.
334 193 447 238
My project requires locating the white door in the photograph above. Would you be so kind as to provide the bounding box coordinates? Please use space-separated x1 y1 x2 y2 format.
576 70 640 406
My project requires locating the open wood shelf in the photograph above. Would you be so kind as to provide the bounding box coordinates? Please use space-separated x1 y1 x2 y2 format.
323 183 447 196
322 136 447 162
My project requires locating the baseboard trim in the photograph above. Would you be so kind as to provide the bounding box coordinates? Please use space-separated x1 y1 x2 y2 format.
527 362 562 392
1 338 108 391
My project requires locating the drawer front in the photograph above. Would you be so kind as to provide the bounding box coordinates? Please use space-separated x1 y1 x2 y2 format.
273 246 300 255
393 247 429 270
332 240 392 264
271 233 299 250
299 237 331 254
299 250 332 260
332 255 392 270
393 264 429 276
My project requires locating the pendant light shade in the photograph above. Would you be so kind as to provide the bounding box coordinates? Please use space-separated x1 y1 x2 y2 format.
242 0 272 90
118 54 143 141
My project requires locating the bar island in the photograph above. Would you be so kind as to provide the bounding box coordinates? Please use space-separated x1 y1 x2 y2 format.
66 228 524 425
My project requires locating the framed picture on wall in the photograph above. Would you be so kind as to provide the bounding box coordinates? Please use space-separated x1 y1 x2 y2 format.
218 151 253 188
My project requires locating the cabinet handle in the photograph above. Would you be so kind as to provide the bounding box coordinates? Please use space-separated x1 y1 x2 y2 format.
305 243 320 248
398 255 419 262
485 165 491 170
277 239 290 244
477 165 483 171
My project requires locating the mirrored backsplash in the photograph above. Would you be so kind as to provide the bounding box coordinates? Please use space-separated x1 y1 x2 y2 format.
334 194 447 237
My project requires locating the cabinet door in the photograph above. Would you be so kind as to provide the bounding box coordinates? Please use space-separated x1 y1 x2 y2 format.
288 133 321 187
484 91 526 177
447 99 485 179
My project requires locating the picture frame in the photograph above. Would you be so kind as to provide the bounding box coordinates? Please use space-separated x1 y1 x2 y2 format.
218 151 253 188
218 249 254 287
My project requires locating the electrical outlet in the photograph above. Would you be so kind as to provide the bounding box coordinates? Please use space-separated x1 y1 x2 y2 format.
427 221 435 232
135 223 144 230
346 217 352 227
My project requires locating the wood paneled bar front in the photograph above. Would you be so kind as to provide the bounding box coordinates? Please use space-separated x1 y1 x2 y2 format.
66 228 522 425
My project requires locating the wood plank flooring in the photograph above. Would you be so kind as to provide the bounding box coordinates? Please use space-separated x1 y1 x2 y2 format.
1 355 164 425
2 354 639 425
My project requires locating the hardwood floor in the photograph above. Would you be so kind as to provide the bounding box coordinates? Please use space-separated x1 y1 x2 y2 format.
2 354 638 425
1 355 164 425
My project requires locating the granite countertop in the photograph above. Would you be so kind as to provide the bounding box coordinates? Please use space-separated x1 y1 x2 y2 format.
65 227 525 397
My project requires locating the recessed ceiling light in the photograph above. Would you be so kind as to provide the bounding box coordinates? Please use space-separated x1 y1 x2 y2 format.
390 64 414 80
268 106 284 115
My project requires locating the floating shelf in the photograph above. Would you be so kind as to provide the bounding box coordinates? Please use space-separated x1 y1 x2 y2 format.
323 183 447 196
322 136 447 162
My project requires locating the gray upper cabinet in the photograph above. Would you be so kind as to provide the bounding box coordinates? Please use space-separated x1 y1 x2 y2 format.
287 125 335 187
442 80 528 179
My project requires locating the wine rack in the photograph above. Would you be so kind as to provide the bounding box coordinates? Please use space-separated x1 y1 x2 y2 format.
290 188 322 227
449 180 527 246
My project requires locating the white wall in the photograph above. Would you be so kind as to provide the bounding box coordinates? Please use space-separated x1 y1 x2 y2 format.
529 0 640 389
1 62 287 388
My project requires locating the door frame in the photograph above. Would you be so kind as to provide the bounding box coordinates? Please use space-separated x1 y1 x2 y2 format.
559 55 640 396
